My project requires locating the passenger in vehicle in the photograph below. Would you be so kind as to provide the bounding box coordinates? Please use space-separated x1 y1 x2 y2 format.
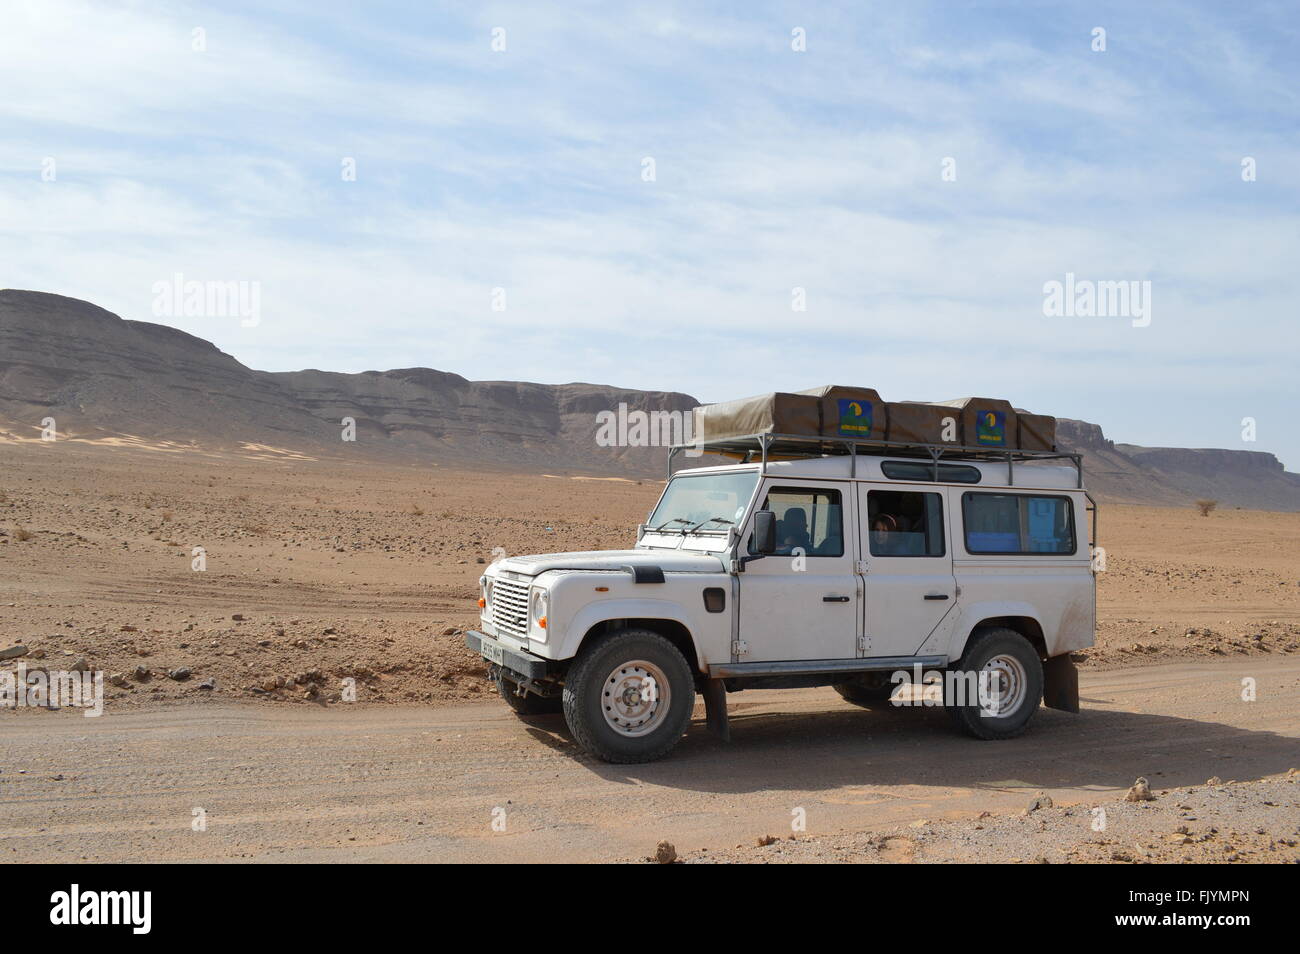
778 508 811 554
870 513 899 553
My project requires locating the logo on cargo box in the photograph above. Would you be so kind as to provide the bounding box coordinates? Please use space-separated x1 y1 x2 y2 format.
976 410 1006 446
837 398 872 436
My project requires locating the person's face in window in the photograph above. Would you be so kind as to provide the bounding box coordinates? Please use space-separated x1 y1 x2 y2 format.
871 514 897 549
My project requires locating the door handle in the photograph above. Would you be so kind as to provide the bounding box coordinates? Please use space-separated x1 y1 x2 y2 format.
823 596 850 603
923 594 950 600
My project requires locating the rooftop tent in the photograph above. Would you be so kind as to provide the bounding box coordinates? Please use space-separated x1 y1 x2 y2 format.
934 397 1018 449
885 401 957 446
692 391 821 443
1015 410 1058 452
795 385 887 440
689 387 1059 455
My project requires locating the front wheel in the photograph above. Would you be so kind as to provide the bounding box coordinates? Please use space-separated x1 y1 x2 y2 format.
562 629 696 763
945 627 1043 740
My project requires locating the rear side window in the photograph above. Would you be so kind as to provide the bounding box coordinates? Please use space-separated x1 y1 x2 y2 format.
962 493 1075 555
867 490 945 557
880 461 981 484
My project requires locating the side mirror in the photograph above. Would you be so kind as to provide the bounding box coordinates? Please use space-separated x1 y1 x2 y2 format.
752 510 777 555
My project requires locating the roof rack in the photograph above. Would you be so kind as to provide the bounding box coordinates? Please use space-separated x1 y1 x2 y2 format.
667 432 1084 488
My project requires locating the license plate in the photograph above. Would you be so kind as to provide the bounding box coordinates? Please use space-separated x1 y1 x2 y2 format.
480 635 506 666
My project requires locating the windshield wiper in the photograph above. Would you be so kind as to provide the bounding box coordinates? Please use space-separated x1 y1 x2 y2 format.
649 517 692 533
688 516 735 533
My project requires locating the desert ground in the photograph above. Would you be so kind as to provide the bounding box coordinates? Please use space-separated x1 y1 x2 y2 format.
2 439 1298 862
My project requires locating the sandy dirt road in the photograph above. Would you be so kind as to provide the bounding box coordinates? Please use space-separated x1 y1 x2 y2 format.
3 657 1297 863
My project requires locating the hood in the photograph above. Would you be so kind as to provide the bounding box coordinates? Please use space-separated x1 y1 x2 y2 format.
492 549 725 576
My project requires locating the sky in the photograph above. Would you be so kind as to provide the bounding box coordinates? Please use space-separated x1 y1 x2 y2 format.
3 0 1298 466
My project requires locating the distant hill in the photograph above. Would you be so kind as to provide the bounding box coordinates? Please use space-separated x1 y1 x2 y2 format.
2 289 1297 510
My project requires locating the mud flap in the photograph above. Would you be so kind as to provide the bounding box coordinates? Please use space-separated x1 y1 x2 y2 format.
702 678 730 741
1043 654 1079 713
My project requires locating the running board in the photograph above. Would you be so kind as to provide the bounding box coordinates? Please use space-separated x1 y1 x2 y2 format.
708 655 947 679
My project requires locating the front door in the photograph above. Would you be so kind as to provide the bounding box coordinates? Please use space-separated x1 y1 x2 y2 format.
738 482 859 661
857 484 957 657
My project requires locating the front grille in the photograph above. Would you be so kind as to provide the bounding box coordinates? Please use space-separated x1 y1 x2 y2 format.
490 578 530 639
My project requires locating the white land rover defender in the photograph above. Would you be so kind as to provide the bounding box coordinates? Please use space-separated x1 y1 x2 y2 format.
467 389 1097 763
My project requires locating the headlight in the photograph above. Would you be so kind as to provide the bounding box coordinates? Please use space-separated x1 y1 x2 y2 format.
530 588 549 632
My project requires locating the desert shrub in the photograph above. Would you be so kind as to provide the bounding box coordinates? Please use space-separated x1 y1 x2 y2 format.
1196 499 1218 517
13 524 33 541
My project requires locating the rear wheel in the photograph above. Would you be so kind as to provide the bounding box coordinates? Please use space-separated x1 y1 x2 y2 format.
945 627 1043 740
496 673 562 715
562 628 695 763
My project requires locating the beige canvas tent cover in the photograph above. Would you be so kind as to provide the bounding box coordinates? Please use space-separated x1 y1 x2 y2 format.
1015 411 1056 451
795 385 887 440
692 387 1057 452
933 397 1017 449
692 391 821 443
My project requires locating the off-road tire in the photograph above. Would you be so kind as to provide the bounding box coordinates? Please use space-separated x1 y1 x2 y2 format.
945 627 1043 740
562 628 695 763
832 678 897 707
496 673 562 715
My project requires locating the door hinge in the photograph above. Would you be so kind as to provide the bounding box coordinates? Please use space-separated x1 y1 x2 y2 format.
731 639 749 656
857 633 870 653
854 560 868 575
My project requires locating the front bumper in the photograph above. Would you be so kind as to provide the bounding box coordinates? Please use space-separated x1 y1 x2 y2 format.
465 630 549 680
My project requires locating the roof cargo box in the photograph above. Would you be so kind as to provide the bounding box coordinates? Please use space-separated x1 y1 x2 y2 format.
796 385 886 441
1016 411 1057 452
885 401 955 445
692 391 820 443
934 397 1017 449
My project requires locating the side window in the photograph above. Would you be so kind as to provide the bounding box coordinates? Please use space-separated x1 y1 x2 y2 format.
750 487 844 556
867 490 945 557
962 493 1075 554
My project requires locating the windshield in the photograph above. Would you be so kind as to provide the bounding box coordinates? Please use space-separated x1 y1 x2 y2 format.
647 471 759 533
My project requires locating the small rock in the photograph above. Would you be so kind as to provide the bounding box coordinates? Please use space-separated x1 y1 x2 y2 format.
198 678 216 690
441 626 458 636
132 666 151 682
653 840 677 864
108 673 130 688
1126 777 1156 802
0 645 29 660
1206 776 1223 785
168 667 192 681
1025 794 1053 814
69 657 89 672
232 614 246 621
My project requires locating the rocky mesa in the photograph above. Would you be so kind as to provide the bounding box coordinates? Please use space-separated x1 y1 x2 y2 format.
1 289 1296 510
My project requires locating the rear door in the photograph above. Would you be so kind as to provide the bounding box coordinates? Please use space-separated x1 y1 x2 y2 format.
857 483 957 657
737 481 859 661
